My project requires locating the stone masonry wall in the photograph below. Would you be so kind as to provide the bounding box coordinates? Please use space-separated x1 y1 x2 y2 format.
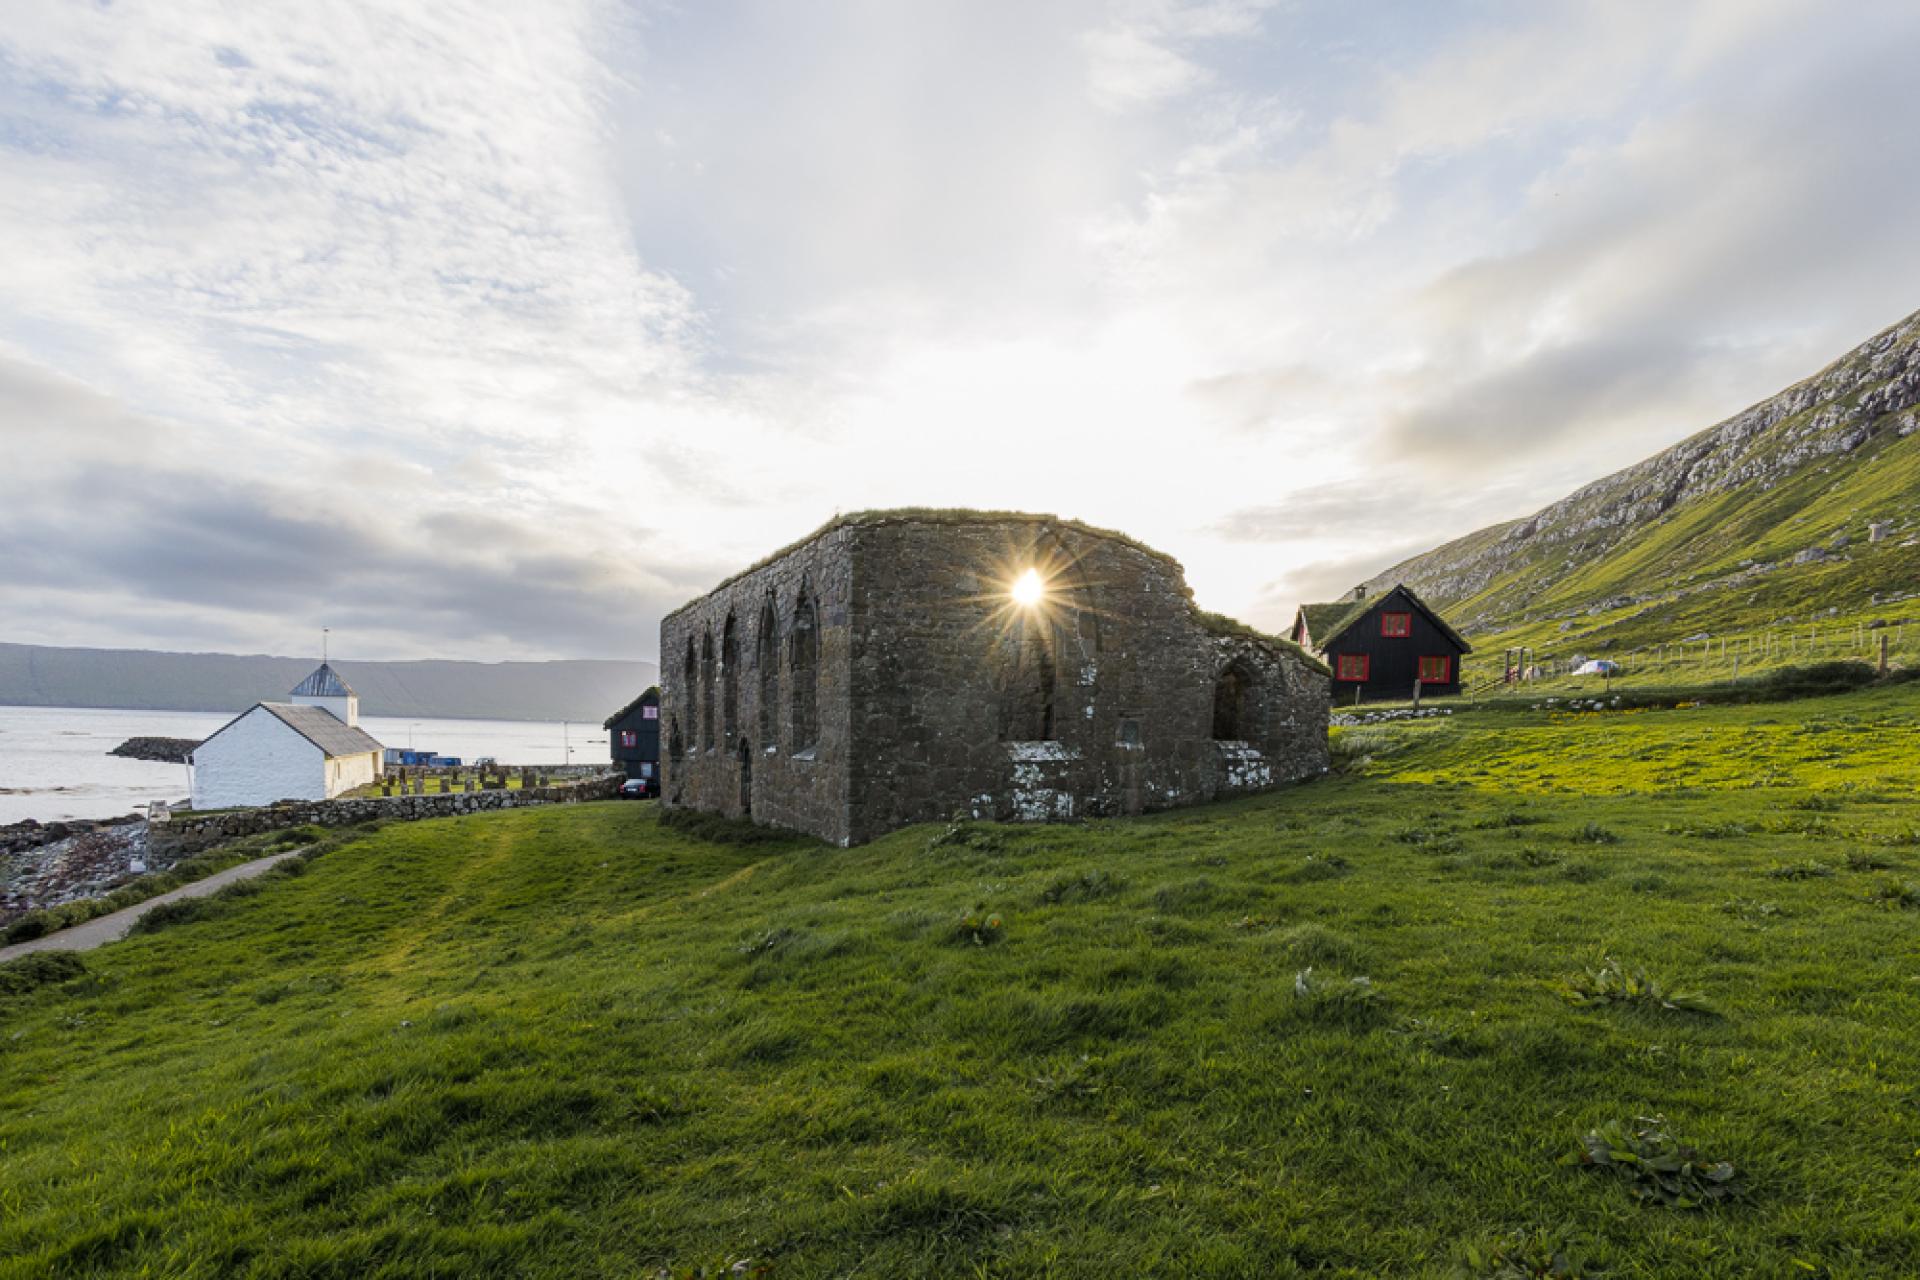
659 512 1329 846
149 772 624 858
657 525 856 844
845 519 1328 843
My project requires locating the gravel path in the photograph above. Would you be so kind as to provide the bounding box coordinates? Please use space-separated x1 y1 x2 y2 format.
0 851 302 962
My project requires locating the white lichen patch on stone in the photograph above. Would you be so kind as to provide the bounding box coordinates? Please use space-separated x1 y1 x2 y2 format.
1006 741 1080 763
1007 741 1082 820
1215 742 1273 790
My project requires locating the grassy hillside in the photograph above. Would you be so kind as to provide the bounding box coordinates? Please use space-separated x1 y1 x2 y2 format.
6 688 1920 1276
1358 309 1920 678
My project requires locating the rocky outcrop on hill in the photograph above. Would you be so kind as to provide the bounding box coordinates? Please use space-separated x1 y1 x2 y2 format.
1363 308 1920 628
108 736 200 763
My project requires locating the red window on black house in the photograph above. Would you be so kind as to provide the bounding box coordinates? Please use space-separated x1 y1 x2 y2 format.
1381 611 1412 638
620 730 638 748
1417 655 1452 683
1336 654 1369 681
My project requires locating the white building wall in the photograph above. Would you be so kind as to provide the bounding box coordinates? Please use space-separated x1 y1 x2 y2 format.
190 709 327 809
326 750 380 798
293 692 358 726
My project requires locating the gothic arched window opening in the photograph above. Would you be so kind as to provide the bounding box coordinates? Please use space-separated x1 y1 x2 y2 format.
700 630 716 751
721 613 740 746
1212 660 1262 741
790 593 819 752
997 622 1057 742
757 599 780 750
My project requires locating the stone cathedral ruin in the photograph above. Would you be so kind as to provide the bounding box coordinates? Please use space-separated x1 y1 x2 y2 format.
659 510 1330 845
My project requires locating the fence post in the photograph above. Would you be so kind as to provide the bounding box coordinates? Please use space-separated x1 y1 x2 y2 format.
1881 634 1890 676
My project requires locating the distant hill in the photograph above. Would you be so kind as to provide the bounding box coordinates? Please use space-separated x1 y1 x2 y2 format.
1355 308 1920 653
0 644 659 723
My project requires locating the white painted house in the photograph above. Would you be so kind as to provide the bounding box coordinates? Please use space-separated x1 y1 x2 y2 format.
188 664 385 809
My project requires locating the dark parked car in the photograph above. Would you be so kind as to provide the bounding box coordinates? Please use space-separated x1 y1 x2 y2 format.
619 777 653 800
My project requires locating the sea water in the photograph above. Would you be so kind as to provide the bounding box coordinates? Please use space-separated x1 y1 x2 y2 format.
0 705 612 823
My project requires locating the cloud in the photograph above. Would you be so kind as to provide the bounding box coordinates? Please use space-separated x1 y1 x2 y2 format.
5 0 1920 662
0 458 703 657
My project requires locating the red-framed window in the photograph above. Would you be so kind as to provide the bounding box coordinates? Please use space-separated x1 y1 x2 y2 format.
1417 655 1452 683
619 730 639 748
1380 611 1412 638
1336 653 1370 682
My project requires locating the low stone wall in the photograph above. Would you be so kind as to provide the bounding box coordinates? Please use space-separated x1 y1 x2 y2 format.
149 772 625 857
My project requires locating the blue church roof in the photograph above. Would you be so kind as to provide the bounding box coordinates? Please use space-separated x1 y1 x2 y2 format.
290 662 355 698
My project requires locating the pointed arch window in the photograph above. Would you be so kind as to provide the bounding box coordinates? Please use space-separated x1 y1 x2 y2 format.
681 639 697 752
757 598 780 750
721 613 740 746
997 617 1056 741
700 629 716 751
1212 660 1262 740
790 593 819 752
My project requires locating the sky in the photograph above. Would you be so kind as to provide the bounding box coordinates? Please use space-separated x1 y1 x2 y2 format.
4 0 1919 664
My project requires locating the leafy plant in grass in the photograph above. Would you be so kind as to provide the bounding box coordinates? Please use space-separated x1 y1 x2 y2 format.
654 1256 773 1278
952 903 1004 946
924 816 1006 855
1866 879 1920 910
1719 898 1785 921
1393 823 1463 854
1282 852 1351 882
1471 810 1544 831
1764 859 1836 880
1663 820 1749 839
1571 822 1621 845
1029 1053 1105 1103
1566 1116 1742 1209
1555 957 1715 1016
1454 1227 1600 1278
1038 868 1123 904
1844 850 1895 872
1791 794 1843 812
1518 847 1562 868
1293 966 1377 1010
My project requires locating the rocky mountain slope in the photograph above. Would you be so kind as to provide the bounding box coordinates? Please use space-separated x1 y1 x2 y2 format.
1363 308 1920 643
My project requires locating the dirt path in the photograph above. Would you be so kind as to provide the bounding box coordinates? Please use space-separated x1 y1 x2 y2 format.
0 851 303 962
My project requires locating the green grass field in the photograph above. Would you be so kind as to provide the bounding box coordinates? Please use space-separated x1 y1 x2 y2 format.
5 684 1920 1277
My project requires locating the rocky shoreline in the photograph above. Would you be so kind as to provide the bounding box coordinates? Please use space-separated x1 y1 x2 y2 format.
2 820 156 924
108 735 200 763
1 814 145 856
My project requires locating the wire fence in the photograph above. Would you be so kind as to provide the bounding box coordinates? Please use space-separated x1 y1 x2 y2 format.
1455 615 1916 700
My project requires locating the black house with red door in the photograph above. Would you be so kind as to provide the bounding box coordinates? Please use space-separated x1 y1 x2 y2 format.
1290 584 1470 703
604 686 661 785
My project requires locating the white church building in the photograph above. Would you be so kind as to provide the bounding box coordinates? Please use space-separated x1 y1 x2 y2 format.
188 664 385 809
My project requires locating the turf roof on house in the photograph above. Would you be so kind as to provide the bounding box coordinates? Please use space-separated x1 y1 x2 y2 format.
1295 584 1473 655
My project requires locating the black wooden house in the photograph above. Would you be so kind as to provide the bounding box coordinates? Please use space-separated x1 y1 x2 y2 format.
604 686 661 785
1291 584 1470 703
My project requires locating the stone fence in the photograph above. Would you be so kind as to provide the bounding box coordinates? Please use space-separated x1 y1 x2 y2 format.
149 771 626 857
